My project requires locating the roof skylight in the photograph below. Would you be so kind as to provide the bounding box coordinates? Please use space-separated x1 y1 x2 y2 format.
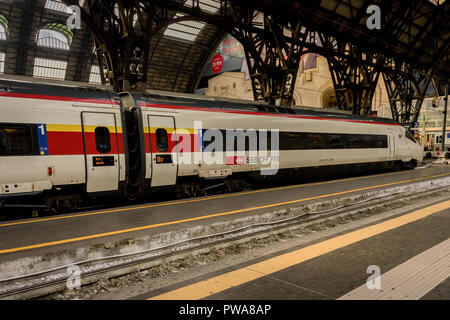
45 0 72 14
33 57 67 80
36 23 74 50
0 14 7 40
0 52 5 73
163 0 221 42
89 65 101 84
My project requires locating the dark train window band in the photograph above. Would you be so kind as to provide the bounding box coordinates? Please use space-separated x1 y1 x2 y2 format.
202 129 388 151
0 123 38 156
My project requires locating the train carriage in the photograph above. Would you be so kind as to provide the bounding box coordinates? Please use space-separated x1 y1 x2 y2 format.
0 76 423 211
0 77 128 210
125 92 422 196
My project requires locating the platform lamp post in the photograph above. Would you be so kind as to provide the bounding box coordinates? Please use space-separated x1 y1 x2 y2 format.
441 84 448 160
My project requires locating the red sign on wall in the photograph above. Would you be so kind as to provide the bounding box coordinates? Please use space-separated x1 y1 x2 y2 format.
211 54 224 74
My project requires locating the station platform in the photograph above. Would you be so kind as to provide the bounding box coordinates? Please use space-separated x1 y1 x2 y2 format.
0 166 449 266
144 198 450 300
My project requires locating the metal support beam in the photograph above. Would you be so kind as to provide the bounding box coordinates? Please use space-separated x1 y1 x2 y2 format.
239 14 307 106
63 0 167 92
15 0 36 75
149 0 307 106
382 60 434 128
441 84 448 156
319 35 382 115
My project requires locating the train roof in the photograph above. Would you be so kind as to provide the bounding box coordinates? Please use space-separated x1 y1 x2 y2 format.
132 92 399 125
0 76 398 126
0 75 119 105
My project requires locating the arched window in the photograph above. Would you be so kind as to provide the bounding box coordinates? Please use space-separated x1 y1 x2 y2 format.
0 14 8 40
36 23 73 50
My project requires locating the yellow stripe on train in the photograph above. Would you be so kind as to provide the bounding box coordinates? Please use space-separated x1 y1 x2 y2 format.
46 124 123 134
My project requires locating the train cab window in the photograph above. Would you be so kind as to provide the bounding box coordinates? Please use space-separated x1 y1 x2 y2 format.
95 127 111 154
286 108 296 114
156 128 169 152
266 106 277 113
405 131 417 143
256 106 265 112
0 125 32 155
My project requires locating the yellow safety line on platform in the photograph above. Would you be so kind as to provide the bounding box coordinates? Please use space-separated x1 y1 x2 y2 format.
0 172 448 255
148 199 450 300
0 170 444 229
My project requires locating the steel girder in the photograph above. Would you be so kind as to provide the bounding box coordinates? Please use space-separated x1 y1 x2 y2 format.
61 0 448 122
15 0 36 75
382 59 434 128
63 0 170 92
149 0 309 106
228 10 308 106
318 34 382 115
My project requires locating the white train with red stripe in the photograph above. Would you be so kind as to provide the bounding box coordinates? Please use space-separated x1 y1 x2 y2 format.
0 76 423 211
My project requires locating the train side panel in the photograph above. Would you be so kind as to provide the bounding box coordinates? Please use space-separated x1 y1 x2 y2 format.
132 99 421 191
0 90 127 208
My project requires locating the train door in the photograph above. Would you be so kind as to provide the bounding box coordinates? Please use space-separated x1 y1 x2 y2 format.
82 112 119 193
147 115 178 187
389 134 396 159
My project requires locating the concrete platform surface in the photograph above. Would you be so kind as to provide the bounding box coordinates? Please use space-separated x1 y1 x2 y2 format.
143 199 450 300
0 166 448 265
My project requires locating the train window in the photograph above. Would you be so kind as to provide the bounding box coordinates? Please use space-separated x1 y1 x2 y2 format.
278 131 387 150
95 127 111 154
0 125 33 155
405 131 417 143
255 105 265 112
327 134 344 149
156 128 169 152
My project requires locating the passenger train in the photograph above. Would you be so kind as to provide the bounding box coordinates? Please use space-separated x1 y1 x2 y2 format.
0 76 423 212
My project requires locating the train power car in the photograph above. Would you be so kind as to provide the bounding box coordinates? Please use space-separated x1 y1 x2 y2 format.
0 76 423 212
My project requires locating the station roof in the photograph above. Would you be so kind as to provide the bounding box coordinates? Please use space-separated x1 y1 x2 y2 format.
240 0 449 80
0 0 225 92
0 0 448 94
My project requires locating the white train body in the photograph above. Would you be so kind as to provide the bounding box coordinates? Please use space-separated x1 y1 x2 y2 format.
0 78 423 210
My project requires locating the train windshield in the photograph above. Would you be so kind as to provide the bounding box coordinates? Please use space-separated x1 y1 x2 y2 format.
405 130 418 144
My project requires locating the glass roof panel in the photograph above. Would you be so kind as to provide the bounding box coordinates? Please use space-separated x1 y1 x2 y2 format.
186 0 221 14
45 0 73 14
163 13 206 42
0 52 5 73
0 25 6 41
163 0 220 42
0 14 7 40
33 57 67 80
36 23 73 50
89 65 101 84
37 30 71 50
